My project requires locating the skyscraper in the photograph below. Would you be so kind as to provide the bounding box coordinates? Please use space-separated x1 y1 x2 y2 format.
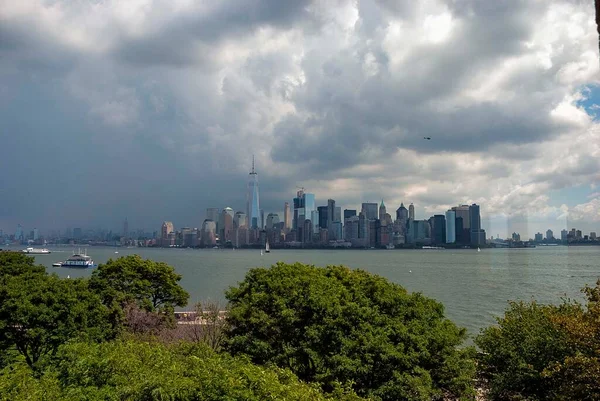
445 210 456 243
318 206 328 229
431 215 446 245
361 203 378 220
379 200 386 220
247 156 261 229
408 203 415 220
468 204 486 245
396 203 408 222
327 199 336 229
546 229 554 240
293 189 316 230
284 202 291 231
206 208 220 231
344 209 357 220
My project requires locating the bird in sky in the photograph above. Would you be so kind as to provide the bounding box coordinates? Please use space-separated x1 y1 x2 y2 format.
424 136 431 140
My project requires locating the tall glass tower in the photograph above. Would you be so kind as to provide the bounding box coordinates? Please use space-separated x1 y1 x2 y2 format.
247 156 261 229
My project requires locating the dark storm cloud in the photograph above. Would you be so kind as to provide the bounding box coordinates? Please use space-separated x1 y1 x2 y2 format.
112 0 312 67
0 0 597 234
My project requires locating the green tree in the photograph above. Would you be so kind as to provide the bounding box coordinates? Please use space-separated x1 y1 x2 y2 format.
0 274 112 371
0 340 363 401
224 262 476 401
476 279 600 401
89 255 189 313
0 251 45 279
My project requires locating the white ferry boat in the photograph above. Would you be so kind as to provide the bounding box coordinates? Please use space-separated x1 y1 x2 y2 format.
61 249 95 268
22 247 51 254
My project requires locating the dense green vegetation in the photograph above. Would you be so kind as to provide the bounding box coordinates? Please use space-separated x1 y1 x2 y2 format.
0 340 361 401
225 262 476 401
476 279 600 401
1 250 600 400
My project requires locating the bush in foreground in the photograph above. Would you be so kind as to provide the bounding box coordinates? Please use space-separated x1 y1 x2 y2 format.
476 279 600 401
225 262 476 401
0 340 361 401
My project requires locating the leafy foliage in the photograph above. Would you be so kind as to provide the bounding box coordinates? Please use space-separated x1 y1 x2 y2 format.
89 255 189 313
476 279 600 401
0 340 363 401
0 274 113 371
224 262 476 401
0 251 45 280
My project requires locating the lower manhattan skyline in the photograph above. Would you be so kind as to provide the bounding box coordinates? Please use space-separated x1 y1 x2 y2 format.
1 0 599 239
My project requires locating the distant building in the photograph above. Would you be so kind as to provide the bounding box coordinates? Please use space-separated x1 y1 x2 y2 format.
445 210 456 243
234 211 247 229
468 204 486 246
73 227 82 240
123 218 129 238
407 219 430 244
293 189 316 231
206 208 220 231
379 200 386 220
408 203 415 220
561 229 568 241
430 215 446 245
343 209 357 220
591 232 597 240
396 203 408 222
534 232 543 242
512 232 521 242
265 213 280 230
201 220 216 247
247 156 261 229
15 224 23 242
361 203 378 220
161 221 174 239
33 228 39 241
344 216 359 242
284 202 291 231
546 229 554 241
334 207 341 223
327 199 336 229
317 206 328 229
576 230 582 239
452 205 471 244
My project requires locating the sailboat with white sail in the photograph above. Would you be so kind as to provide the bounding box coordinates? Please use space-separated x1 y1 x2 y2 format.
265 240 270 253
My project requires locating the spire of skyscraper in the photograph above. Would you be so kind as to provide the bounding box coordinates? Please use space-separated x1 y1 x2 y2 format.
247 156 261 229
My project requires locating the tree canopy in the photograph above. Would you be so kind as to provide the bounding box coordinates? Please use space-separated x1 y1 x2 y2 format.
476 279 600 401
0 273 113 371
0 340 363 401
0 251 45 280
89 255 189 312
224 262 476 401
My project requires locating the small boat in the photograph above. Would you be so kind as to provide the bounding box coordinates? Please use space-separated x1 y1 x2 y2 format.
477 247 481 252
265 241 270 253
22 247 51 254
422 246 444 250
52 262 62 267
114 251 119 254
260 249 264 256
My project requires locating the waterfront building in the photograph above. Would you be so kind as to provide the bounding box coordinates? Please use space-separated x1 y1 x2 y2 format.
361 203 378 221
576 230 582 239
247 156 261 229
409 203 415 220
201 219 216 247
591 232 597 240
219 208 234 244
431 215 446 245
407 219 430 244
546 229 554 241
535 232 543 242
561 229 568 241
445 210 456 243
15 224 23 242
512 232 521 242
302 219 313 244
161 221 174 240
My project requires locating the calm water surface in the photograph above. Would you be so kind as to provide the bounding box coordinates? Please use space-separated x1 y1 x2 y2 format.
14 245 600 340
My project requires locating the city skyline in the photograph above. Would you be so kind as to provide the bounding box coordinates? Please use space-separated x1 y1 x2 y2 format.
1 1 598 238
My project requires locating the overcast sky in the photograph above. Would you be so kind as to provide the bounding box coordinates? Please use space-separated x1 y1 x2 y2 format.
1 0 599 238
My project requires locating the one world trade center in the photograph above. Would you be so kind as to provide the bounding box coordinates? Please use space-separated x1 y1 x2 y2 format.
247 156 261 229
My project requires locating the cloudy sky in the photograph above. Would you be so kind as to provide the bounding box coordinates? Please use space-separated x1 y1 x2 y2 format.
1 0 599 238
